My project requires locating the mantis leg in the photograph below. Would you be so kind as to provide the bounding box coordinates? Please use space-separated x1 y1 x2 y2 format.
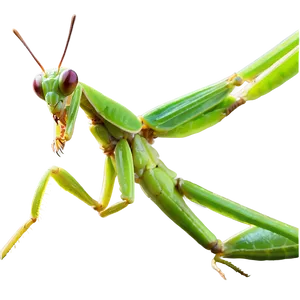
141 32 298 139
54 85 82 157
65 85 82 142
1 137 135 258
238 46 298 101
98 155 117 210
177 179 297 243
237 31 298 82
133 135 298 277
99 139 135 218
133 136 300 243
0 166 102 259
89 124 135 218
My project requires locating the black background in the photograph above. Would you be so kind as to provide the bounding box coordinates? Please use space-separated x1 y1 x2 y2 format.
0 5 299 287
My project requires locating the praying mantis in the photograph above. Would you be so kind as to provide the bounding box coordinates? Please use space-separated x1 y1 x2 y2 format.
0 15 298 280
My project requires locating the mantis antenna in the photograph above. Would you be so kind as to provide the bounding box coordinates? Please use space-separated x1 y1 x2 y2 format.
9 27 45 73
56 16 78 71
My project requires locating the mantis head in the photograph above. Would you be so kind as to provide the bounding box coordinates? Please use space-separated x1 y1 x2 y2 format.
10 16 79 123
33 68 78 117
10 16 79 157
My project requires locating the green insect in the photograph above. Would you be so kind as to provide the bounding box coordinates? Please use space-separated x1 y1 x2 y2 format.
1 15 298 279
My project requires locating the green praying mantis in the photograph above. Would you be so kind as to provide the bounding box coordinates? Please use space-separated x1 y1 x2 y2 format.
1 15 298 279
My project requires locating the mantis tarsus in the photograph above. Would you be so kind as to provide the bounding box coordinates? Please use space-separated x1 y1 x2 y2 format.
1 15 298 279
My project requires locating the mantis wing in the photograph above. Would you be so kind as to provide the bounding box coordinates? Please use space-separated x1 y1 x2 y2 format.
80 82 142 133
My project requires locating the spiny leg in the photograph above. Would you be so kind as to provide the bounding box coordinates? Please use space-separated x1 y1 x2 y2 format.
211 254 250 279
52 126 66 156
53 85 82 158
0 166 103 259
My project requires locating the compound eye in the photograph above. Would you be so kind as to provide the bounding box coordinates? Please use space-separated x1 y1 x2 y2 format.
59 69 78 96
33 74 45 99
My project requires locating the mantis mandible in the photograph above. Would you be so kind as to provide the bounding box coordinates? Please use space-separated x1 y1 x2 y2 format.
1 15 298 279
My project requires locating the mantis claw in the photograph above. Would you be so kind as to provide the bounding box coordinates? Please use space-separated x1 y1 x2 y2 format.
52 137 66 156
52 117 66 155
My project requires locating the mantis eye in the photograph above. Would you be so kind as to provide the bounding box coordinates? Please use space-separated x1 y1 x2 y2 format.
59 69 78 96
33 74 45 99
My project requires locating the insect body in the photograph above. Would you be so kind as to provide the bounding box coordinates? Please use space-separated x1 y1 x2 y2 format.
1 15 298 279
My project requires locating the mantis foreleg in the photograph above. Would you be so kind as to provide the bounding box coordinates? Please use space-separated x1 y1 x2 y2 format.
52 84 82 154
64 84 82 140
